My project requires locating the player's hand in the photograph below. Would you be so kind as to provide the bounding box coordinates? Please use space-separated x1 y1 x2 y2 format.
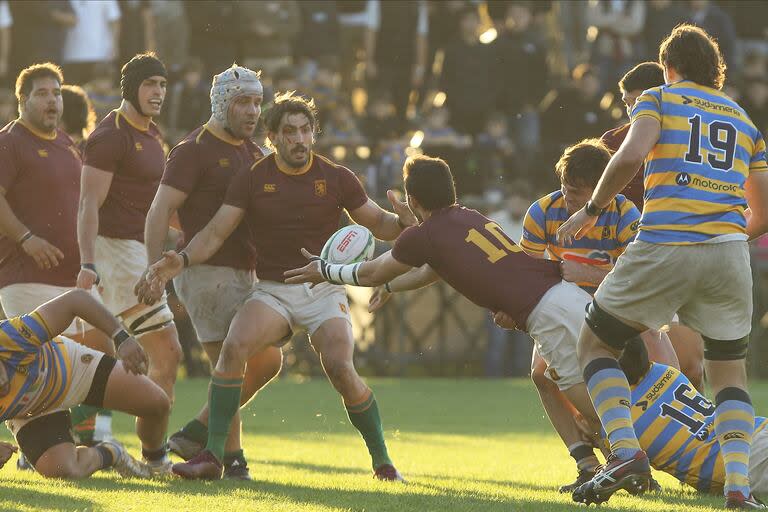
0 441 18 469
117 337 148 375
283 248 325 286
76 267 99 290
0 361 9 397
492 311 518 330
368 286 392 312
134 268 163 306
147 251 184 290
21 235 64 270
556 207 598 246
560 260 595 284
387 190 417 229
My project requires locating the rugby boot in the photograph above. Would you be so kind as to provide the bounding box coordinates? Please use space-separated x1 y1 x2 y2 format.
98 440 152 479
172 449 224 480
726 491 767 509
374 464 405 482
168 430 204 461
558 468 596 493
145 453 174 478
223 453 252 481
571 450 651 506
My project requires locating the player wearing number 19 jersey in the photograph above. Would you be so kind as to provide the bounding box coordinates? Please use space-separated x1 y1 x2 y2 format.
557 25 768 509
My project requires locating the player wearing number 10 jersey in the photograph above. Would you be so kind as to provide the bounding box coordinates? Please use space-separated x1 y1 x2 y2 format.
283 154 606 444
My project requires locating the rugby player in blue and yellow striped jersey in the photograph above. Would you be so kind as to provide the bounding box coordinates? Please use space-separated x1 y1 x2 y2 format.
0 289 169 480
618 337 768 501
521 139 679 493
558 25 768 509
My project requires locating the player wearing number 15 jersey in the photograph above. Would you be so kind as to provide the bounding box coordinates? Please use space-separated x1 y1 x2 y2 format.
556 25 768 509
283 154 606 445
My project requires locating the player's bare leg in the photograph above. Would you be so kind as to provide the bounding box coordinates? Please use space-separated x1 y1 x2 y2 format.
310 318 402 481
530 350 600 492
640 329 679 369
34 363 170 480
667 323 705 390
173 300 291 480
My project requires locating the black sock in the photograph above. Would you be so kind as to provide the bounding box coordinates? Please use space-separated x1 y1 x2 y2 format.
95 444 115 469
142 444 167 462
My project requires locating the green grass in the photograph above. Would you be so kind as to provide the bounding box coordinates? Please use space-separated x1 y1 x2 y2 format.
3 377 768 511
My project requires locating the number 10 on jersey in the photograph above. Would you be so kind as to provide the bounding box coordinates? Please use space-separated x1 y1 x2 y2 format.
466 222 522 263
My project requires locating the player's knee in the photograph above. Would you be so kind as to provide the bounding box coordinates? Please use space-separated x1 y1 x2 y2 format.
322 356 355 384
703 334 748 361
37 458 82 479
584 300 641 351
146 388 171 418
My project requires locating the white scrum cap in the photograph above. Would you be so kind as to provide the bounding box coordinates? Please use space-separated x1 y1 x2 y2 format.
210 64 263 128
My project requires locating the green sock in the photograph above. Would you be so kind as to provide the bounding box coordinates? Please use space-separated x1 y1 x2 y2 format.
181 419 209 444
207 376 243 461
346 390 392 469
70 404 101 426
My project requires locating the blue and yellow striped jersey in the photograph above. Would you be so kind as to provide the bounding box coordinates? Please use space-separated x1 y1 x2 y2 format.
631 80 768 245
520 190 640 291
631 363 768 494
0 312 73 421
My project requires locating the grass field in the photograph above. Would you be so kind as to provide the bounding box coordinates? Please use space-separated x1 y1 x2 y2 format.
2 377 767 512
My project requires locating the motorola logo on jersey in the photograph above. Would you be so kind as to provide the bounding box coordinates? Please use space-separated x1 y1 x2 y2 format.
676 172 691 186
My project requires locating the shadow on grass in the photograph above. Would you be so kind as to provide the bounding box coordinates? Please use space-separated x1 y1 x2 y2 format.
0 483 97 511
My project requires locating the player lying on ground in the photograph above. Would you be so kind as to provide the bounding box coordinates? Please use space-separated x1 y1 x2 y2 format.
519 137 679 492
283 154 607 449
0 289 170 479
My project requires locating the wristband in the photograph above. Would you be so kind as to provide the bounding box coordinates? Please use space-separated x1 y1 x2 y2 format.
180 251 190 268
18 231 33 244
112 328 130 348
385 282 392 293
585 200 606 217
319 260 363 285
80 263 100 285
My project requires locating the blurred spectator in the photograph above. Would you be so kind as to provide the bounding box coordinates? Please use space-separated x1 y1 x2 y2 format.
337 0 375 91
422 106 471 149
118 1 155 69
165 57 209 143
641 0 688 60
720 1 768 62
493 1 548 171
541 63 613 155
472 113 519 185
60 84 96 149
9 0 75 78
0 0 10 86
82 62 121 120
150 0 188 71
687 0 737 69
238 1 300 76
367 0 428 125
742 78 768 137
426 1 468 86
62 0 121 85
0 87 14 125
361 91 399 144
440 5 495 136
185 1 239 79
319 100 365 149
271 66 299 97
311 64 339 112
586 0 646 90
294 1 339 80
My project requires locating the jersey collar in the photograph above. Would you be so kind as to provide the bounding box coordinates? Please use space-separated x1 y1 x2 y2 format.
275 152 314 176
16 119 57 141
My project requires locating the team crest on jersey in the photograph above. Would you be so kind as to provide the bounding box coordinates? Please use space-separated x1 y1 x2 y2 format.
81 354 94 364
219 158 230 168
37 149 48 158
135 142 144 151
630 220 640 232
264 184 277 192
18 324 33 340
602 226 611 238
314 180 327 197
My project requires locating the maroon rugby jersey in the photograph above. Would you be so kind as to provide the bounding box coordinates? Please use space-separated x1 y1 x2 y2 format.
601 123 644 209
0 120 82 288
83 110 165 242
391 205 562 330
161 125 265 270
224 152 368 281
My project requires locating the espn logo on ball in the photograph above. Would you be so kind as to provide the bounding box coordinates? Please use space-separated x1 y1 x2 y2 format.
337 231 358 253
321 225 376 264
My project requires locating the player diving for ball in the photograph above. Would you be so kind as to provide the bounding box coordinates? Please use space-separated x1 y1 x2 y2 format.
0 289 170 480
282 154 610 458
142 92 416 481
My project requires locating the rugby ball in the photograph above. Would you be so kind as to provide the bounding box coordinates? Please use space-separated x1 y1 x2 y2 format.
321 225 376 264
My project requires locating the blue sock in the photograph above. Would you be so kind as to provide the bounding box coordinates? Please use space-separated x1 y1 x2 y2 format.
715 388 754 498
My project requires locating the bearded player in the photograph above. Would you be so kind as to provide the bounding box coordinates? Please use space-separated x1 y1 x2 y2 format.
77 53 181 475
146 92 414 481
137 64 282 480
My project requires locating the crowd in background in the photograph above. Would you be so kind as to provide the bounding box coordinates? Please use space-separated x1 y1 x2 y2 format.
2 0 768 376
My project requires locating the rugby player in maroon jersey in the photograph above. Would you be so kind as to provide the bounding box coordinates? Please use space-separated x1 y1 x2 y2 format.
136 65 282 480
77 53 180 475
146 92 416 480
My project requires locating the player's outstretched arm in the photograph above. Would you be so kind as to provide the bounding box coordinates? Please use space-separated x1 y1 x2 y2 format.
35 290 148 375
369 265 441 312
348 190 418 241
745 171 768 240
284 249 414 287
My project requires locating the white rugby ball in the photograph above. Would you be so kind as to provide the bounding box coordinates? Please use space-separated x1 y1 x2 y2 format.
321 225 376 264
